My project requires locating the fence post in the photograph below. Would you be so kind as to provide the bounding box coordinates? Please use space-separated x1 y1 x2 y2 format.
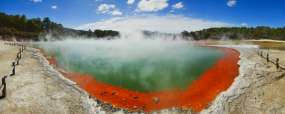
16 57 20 65
19 52 22 59
10 62 16 76
16 53 20 65
22 45 25 52
0 76 7 99
276 58 280 69
12 62 15 67
267 53 269 62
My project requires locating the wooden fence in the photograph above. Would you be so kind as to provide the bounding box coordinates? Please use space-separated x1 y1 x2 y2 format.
0 42 26 99
257 49 285 70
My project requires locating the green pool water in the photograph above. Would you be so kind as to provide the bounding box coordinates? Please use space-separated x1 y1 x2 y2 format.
37 40 223 92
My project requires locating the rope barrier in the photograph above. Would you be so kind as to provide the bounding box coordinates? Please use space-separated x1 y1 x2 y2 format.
0 42 26 99
257 49 285 70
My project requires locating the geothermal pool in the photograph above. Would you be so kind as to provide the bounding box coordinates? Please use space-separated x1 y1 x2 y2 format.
36 39 239 112
38 40 222 91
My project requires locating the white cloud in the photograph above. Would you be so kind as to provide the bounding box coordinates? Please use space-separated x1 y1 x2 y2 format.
227 0 237 7
51 5 57 10
172 2 183 9
127 0 135 5
77 15 232 34
98 4 115 13
136 0 169 12
30 0 42 3
241 22 248 26
111 10 123 16
97 4 123 16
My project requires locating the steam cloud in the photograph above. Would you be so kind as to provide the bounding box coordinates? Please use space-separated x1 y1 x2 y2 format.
35 36 223 92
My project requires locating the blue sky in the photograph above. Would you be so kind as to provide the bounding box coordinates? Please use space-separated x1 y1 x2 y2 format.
0 0 285 31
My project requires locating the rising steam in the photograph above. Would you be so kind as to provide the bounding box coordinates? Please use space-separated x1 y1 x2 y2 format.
34 35 223 92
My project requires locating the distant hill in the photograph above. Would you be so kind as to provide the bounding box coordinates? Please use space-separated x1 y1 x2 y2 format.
0 12 120 41
181 27 285 41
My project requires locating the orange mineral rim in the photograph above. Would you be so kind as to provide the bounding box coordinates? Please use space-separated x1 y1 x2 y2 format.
47 47 240 112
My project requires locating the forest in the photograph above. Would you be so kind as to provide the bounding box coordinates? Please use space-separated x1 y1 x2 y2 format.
1 12 285 41
182 27 285 40
0 12 120 41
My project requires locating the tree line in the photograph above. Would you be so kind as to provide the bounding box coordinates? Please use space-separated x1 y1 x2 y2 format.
0 12 120 41
182 27 285 40
2 12 284 41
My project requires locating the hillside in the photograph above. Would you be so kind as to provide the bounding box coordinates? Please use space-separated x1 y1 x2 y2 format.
0 12 120 41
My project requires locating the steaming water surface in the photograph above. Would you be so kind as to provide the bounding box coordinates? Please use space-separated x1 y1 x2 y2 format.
36 39 223 92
